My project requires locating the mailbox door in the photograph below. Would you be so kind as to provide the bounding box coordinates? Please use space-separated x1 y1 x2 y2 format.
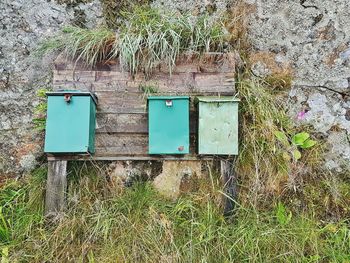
148 97 189 154
198 100 239 155
44 96 94 153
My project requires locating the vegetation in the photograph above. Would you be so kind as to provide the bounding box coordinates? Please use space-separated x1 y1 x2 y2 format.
38 7 227 74
100 0 150 29
7 1 348 262
0 164 349 262
32 88 50 131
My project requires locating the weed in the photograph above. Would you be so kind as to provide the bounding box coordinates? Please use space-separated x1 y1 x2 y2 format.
32 88 50 131
275 131 317 162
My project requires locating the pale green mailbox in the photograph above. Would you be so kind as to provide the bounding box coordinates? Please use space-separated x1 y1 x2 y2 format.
44 91 97 154
197 97 240 155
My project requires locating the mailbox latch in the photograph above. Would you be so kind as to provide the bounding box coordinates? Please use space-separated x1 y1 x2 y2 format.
165 100 173 107
64 94 72 103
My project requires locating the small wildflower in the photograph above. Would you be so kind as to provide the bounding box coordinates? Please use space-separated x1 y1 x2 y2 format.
297 111 306 120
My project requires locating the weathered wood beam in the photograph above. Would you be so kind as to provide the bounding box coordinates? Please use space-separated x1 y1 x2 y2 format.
220 159 237 217
45 160 68 216
47 155 213 161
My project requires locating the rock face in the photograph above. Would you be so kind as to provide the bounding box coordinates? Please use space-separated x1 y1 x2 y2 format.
246 0 350 171
1 0 350 175
0 0 102 175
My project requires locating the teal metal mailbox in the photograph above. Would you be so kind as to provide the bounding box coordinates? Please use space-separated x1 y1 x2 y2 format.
197 97 240 155
148 96 190 154
44 91 97 154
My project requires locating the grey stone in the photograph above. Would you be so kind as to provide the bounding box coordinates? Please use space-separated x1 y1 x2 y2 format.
1 0 350 176
247 0 350 171
0 0 102 175
251 61 270 77
19 154 37 172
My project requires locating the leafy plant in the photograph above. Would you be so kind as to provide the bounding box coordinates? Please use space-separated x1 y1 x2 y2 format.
33 88 50 131
275 131 317 162
275 202 292 225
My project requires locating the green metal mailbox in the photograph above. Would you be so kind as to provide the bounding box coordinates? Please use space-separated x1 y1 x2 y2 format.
44 91 97 154
148 96 190 154
197 97 240 155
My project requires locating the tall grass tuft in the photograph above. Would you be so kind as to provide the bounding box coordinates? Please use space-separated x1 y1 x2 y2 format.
36 26 116 66
38 7 227 74
117 7 226 74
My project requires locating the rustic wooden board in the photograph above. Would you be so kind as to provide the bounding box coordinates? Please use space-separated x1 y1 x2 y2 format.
94 134 197 156
96 111 198 134
54 52 236 73
52 54 236 160
53 72 235 94
47 155 212 161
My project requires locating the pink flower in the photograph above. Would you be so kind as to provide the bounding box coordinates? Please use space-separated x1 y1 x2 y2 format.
297 111 306 120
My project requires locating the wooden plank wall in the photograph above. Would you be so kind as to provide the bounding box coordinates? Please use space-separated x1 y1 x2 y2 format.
51 53 237 160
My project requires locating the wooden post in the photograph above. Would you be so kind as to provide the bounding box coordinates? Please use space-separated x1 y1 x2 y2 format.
45 160 68 216
220 159 237 217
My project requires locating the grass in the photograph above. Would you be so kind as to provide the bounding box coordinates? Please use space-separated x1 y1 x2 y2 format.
117 7 226 75
100 0 150 29
38 7 228 74
236 74 294 206
36 26 116 66
0 164 349 262
235 73 328 212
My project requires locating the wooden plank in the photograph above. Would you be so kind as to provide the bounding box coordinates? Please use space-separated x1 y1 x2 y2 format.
54 71 235 94
95 91 147 113
221 159 237 217
96 111 198 134
53 70 96 83
95 71 130 82
94 134 197 155
95 134 148 155
47 155 212 161
45 160 67 216
54 52 236 73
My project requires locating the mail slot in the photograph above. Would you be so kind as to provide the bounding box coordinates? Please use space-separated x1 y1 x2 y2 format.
44 91 98 154
148 96 190 154
197 97 240 155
